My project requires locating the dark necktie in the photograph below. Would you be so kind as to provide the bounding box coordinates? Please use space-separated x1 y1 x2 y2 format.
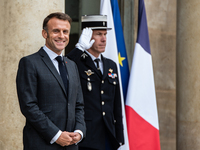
55 56 68 94
94 58 102 75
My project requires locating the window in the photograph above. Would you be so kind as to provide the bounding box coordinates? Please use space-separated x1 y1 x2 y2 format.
65 0 100 54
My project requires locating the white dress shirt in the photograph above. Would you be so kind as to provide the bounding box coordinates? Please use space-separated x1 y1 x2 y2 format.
85 50 103 74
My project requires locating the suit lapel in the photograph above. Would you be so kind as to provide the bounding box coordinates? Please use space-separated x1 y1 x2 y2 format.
38 48 67 96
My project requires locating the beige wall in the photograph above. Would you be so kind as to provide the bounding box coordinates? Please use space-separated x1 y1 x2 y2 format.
0 0 65 149
145 0 176 150
0 0 177 149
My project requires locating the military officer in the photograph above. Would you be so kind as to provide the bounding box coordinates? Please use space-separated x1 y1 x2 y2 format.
67 15 124 150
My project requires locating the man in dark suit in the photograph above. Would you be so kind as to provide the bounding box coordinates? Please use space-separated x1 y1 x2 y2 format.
67 15 124 150
16 12 86 150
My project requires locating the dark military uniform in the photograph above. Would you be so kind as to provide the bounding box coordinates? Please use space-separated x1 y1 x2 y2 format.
67 48 124 150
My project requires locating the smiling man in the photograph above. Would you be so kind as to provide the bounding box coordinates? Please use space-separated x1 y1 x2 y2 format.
42 15 70 55
16 12 86 150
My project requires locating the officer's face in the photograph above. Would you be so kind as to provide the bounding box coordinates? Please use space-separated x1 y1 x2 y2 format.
88 29 107 57
42 17 71 55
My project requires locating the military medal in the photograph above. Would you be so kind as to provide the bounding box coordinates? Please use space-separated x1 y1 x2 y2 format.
85 70 94 91
87 81 92 91
87 78 92 91
108 68 117 79
108 73 117 79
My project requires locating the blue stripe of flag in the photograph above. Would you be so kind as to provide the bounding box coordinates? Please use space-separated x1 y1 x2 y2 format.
111 0 129 100
137 0 151 54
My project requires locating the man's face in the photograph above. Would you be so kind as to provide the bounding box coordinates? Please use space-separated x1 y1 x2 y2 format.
42 17 71 55
88 29 107 57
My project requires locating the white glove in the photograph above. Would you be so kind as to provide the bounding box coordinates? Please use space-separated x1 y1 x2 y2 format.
75 27 95 51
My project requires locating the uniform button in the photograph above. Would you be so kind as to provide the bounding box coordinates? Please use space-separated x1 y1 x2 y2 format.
102 80 104 84
101 90 104 94
113 81 116 85
87 78 90 81
102 101 105 105
103 112 105 116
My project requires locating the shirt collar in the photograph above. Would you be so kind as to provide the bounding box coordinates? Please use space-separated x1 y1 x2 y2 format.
43 45 63 60
85 50 101 62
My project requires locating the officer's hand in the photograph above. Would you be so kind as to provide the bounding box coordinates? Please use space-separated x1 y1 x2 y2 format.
75 27 95 51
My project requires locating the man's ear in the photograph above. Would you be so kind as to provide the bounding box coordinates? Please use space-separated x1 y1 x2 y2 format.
42 29 47 39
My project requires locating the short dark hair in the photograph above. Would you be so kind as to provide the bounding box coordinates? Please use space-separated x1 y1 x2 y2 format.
43 12 72 31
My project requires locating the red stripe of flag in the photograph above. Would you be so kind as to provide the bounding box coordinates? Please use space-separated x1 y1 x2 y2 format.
126 105 160 150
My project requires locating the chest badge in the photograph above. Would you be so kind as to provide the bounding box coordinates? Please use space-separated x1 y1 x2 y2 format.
81 53 88 59
85 70 94 76
109 68 113 73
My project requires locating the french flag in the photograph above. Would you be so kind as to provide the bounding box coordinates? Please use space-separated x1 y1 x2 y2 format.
125 0 161 149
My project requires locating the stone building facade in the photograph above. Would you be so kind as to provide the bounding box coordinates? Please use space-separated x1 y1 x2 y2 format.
0 0 182 150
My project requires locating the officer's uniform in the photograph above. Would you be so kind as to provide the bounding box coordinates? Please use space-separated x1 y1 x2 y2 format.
67 48 124 150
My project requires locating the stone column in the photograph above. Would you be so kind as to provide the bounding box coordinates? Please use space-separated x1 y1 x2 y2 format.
177 1 200 150
0 0 64 149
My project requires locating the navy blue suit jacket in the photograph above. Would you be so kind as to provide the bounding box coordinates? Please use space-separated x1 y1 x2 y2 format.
16 48 86 150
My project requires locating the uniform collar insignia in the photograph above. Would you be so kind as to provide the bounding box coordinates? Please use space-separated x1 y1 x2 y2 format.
81 53 88 59
85 69 94 76
109 68 113 73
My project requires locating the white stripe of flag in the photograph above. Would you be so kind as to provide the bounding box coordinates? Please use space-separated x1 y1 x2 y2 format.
100 0 129 150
